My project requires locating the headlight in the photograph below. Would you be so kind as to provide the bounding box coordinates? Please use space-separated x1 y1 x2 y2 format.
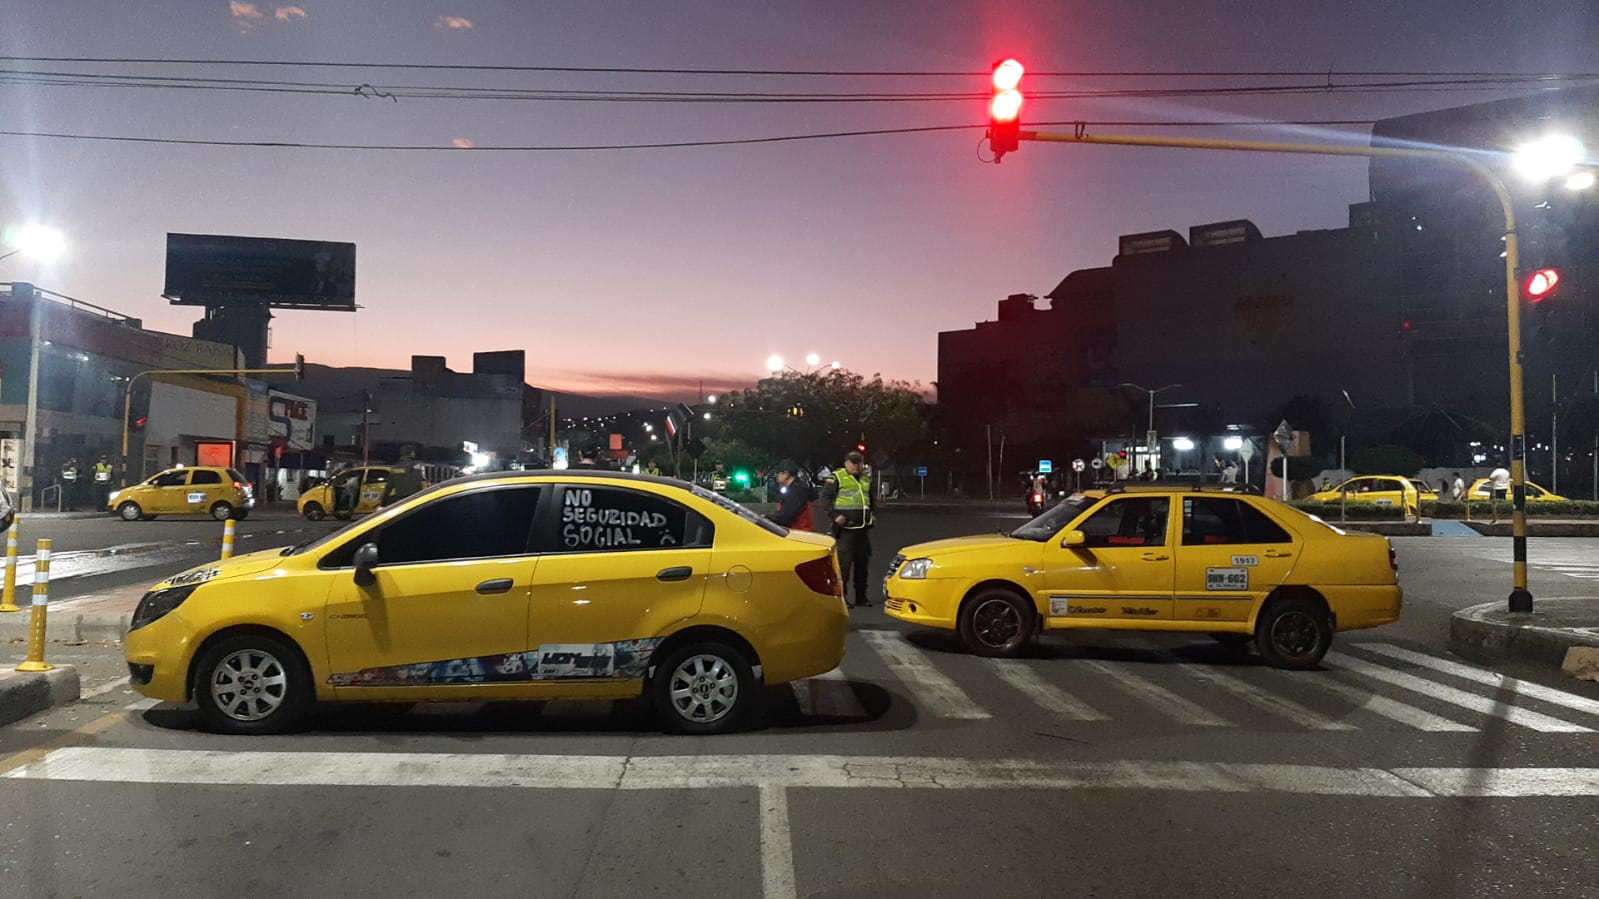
898 558 935 579
108 490 121 503
130 584 198 631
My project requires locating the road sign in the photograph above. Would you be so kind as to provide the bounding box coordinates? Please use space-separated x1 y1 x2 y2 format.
1039 460 1053 474
1273 419 1295 452
1239 439 1256 462
1090 457 1106 470
1072 458 1086 472
916 466 928 477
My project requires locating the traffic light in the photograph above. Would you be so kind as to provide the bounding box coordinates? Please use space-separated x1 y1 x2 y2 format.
988 58 1024 162
1523 267 1561 303
732 469 751 488
294 353 305 380
128 409 147 434
856 433 868 454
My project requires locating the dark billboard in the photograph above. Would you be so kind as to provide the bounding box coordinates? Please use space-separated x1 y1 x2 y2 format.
164 233 356 309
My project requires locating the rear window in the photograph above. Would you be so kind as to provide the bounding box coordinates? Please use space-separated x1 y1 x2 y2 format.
226 469 246 484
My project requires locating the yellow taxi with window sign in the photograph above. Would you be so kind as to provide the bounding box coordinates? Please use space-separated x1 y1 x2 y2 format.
1466 478 1567 503
108 466 254 521
298 465 406 520
884 485 1400 669
1307 475 1422 516
124 471 847 735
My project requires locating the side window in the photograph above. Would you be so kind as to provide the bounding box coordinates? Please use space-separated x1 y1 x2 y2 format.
365 469 391 484
1236 502 1293 544
226 469 247 484
1526 485 1545 498
1075 498 1169 548
1183 498 1244 545
551 486 713 553
190 470 222 485
326 486 542 567
153 471 188 488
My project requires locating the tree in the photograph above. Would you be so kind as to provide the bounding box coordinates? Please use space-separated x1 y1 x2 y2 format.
715 368 929 470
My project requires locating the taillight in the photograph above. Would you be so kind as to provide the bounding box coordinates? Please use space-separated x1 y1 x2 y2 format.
1389 547 1398 572
233 482 244 489
795 556 843 597
1030 492 1043 502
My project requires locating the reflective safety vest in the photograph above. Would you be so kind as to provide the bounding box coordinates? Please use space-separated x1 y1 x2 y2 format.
832 467 874 529
60 465 77 482
94 463 113 483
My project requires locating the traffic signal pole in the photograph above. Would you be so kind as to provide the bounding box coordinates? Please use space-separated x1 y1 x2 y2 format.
1017 127 1534 612
120 363 304 489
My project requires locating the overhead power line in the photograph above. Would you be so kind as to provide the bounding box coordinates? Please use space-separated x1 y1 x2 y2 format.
0 120 1381 153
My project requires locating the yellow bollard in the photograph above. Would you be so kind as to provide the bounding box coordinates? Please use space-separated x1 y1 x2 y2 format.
16 538 53 673
0 520 19 613
221 518 236 560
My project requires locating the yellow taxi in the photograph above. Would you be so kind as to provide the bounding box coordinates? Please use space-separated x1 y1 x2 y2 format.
298 466 405 520
884 485 1401 669
125 471 847 735
1307 475 1422 516
1466 478 1567 503
108 466 255 522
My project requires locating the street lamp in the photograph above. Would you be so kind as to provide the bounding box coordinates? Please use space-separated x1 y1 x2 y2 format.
1119 382 1182 474
0 225 66 264
1513 135 1585 181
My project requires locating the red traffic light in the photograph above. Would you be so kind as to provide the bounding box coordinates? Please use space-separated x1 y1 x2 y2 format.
988 58 1024 160
856 443 867 454
1524 267 1561 302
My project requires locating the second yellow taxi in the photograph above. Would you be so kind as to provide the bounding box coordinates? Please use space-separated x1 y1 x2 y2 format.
885 485 1401 669
1307 475 1425 516
108 466 255 521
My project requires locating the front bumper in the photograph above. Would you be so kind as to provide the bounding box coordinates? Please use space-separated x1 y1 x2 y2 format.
123 612 199 703
882 576 961 629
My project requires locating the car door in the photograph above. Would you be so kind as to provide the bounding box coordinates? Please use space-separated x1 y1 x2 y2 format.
322 483 544 700
187 468 225 514
358 468 391 513
1042 495 1175 621
145 469 191 513
523 483 714 691
1173 497 1299 623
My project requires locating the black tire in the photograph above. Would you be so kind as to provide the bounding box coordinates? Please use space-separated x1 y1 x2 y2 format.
209 501 234 521
651 641 755 735
1254 596 1334 670
192 634 314 735
118 501 143 522
957 588 1033 658
302 502 325 522
334 511 353 521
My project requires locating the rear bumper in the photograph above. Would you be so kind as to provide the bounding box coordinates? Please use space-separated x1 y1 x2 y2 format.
1324 584 1403 630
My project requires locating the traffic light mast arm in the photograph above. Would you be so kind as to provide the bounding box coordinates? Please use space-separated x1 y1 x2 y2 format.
118 364 302 488
1019 126 1533 611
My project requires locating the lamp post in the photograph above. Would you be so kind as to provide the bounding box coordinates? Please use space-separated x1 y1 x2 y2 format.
1119 383 1182 476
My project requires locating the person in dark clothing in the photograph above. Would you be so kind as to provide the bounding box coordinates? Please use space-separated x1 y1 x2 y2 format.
819 451 875 607
573 448 599 469
767 460 814 530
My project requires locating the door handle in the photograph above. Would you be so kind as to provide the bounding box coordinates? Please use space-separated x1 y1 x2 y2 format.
657 566 693 582
1264 550 1293 558
475 578 514 595
1141 553 1170 561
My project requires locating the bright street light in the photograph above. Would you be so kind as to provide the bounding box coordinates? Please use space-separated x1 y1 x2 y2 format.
1223 436 1244 451
1567 170 1597 191
1 224 67 264
1172 437 1195 451
766 354 784 374
1514 135 1585 181
805 353 821 367
707 394 718 404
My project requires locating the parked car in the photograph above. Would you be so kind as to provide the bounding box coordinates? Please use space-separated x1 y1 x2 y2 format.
297 465 404 520
1465 478 1567 503
108 466 254 521
1307 475 1422 516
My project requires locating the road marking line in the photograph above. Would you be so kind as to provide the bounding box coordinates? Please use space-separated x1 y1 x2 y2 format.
760 785 798 899
1304 674 1478 732
1080 659 1232 727
1326 652 1592 733
1174 664 1356 731
20 747 1599 797
80 676 132 700
983 659 1107 721
0 711 128 777
1353 643 1599 718
859 630 989 719
790 668 867 719
124 698 161 711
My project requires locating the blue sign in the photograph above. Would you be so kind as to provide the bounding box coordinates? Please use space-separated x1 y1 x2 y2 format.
916 466 928 477
1039 459 1054 474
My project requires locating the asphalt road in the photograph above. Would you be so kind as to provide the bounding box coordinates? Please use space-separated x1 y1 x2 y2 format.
4 505 1599 897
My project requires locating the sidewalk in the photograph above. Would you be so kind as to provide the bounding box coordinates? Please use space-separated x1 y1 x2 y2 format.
1449 598 1599 683
0 583 144 643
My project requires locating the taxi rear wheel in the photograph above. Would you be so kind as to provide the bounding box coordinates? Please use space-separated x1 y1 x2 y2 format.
193 634 313 735
958 589 1032 658
1254 596 1333 670
117 501 143 522
209 501 234 521
303 502 325 521
651 642 753 735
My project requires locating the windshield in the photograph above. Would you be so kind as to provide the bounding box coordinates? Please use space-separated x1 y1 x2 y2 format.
1010 495 1095 542
690 484 788 537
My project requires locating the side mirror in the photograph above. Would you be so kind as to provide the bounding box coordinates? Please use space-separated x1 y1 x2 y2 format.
1062 529 1087 548
353 542 380 587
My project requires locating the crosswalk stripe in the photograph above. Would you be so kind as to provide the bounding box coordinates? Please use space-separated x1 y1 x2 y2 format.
1304 674 1479 732
859 630 990 719
1079 659 1231 727
982 659 1107 721
1174 664 1356 731
1325 652 1593 733
1354 643 1599 719
790 669 867 719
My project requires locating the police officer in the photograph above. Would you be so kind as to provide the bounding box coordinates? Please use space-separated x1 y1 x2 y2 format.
59 457 80 511
820 450 875 607
94 455 114 509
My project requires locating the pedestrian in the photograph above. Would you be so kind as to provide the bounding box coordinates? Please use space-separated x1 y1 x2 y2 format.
383 448 426 506
644 460 662 477
59 457 80 511
93 455 114 509
1451 471 1466 501
767 460 814 531
819 450 875 607
573 448 599 469
1221 461 1238 484
1488 464 1511 524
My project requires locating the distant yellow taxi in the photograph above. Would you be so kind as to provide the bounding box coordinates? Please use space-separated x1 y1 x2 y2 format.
1466 478 1567 503
884 486 1401 669
1307 475 1422 516
298 466 408 520
126 471 846 735
108 466 254 521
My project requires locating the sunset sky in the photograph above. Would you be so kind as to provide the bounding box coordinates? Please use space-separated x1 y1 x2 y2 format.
3 0 1597 401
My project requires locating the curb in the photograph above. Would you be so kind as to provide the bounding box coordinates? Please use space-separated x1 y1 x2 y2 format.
1448 600 1599 671
0 611 131 643
0 665 80 728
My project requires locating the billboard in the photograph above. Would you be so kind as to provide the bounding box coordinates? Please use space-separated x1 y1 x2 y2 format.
164 233 356 309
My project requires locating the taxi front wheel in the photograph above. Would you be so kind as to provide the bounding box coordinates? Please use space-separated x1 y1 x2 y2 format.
193 634 313 735
117 501 143 522
958 589 1033 658
1254 596 1333 670
651 642 754 735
